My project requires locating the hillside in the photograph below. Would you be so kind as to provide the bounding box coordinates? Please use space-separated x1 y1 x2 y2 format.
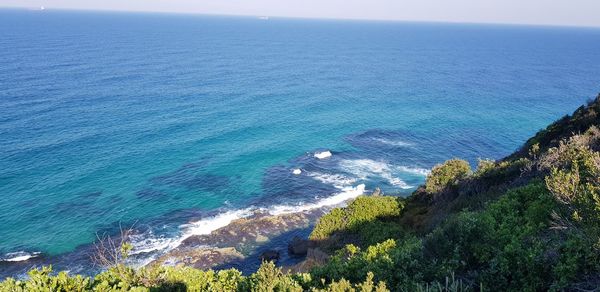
1 94 599 291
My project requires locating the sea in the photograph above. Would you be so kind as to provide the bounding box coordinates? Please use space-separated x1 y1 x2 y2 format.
1 8 600 278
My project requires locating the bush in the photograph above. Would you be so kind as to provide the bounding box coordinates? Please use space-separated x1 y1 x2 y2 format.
309 196 404 246
474 159 496 177
242 261 303 291
543 135 600 229
0 263 391 292
425 159 472 193
310 238 427 290
424 182 561 290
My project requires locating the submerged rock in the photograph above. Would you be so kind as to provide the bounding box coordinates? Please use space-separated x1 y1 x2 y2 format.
259 250 280 263
152 247 244 270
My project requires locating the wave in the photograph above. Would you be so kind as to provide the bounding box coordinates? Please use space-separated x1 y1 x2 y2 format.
125 152 425 268
129 232 178 256
314 150 332 159
339 159 390 178
180 208 255 238
339 158 425 189
268 184 365 215
127 183 366 264
129 209 254 256
386 176 412 189
127 208 256 267
178 183 365 240
307 171 357 189
396 166 430 176
0 251 41 262
373 138 413 147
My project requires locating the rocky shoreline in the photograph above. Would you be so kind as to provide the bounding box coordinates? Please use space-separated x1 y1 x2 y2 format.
149 208 330 273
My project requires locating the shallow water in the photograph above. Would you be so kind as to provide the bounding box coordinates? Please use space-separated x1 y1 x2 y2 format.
1 9 600 277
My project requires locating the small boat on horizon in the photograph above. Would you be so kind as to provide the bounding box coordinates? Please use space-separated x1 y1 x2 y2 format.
258 16 269 20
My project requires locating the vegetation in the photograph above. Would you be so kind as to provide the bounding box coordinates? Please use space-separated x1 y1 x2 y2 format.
309 196 405 250
2 95 599 291
425 159 472 193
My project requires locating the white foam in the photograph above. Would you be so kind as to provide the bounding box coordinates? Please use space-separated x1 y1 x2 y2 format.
127 233 178 268
1 251 41 262
129 233 176 255
378 171 412 189
387 177 412 189
129 159 426 263
339 159 417 189
307 172 356 189
128 183 366 267
373 138 413 147
128 208 254 263
314 151 332 159
268 184 366 215
396 166 430 176
339 159 392 178
180 208 254 238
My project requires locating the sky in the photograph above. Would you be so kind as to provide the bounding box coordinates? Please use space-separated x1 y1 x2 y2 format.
2 0 600 28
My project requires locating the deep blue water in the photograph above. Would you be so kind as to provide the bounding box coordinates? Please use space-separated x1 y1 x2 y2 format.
1 9 599 276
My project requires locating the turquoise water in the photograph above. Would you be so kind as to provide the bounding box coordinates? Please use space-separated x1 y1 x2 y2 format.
1 9 599 275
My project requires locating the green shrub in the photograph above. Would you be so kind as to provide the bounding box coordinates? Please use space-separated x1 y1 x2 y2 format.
425 159 472 193
0 266 91 292
153 266 243 291
543 136 600 229
312 272 389 292
473 158 530 181
242 261 302 291
310 238 427 290
474 159 496 177
424 182 559 290
309 196 404 247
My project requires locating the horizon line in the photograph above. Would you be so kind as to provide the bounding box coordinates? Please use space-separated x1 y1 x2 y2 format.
2 6 600 30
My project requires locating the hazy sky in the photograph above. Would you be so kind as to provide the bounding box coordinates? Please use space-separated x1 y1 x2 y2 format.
2 0 600 27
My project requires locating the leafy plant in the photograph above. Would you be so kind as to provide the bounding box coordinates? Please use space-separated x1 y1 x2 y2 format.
425 159 472 193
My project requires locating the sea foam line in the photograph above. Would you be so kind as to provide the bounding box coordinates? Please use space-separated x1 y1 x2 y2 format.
339 158 415 188
128 183 367 264
0 251 41 262
307 171 357 189
129 159 427 262
373 138 413 147
396 166 430 176
268 184 365 215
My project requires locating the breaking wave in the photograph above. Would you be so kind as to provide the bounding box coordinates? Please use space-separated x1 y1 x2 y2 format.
314 151 332 159
0 251 41 262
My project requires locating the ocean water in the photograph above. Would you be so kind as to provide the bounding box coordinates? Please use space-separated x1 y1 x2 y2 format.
1 9 600 276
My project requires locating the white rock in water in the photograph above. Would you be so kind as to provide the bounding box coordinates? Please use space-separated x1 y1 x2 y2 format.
292 168 302 175
314 151 332 159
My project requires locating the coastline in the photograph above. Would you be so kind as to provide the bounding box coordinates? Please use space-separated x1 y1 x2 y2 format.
148 208 328 273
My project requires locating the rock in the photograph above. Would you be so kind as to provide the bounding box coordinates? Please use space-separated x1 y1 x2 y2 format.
150 209 327 271
259 250 280 262
255 234 269 243
288 236 314 256
372 187 382 196
150 247 244 270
